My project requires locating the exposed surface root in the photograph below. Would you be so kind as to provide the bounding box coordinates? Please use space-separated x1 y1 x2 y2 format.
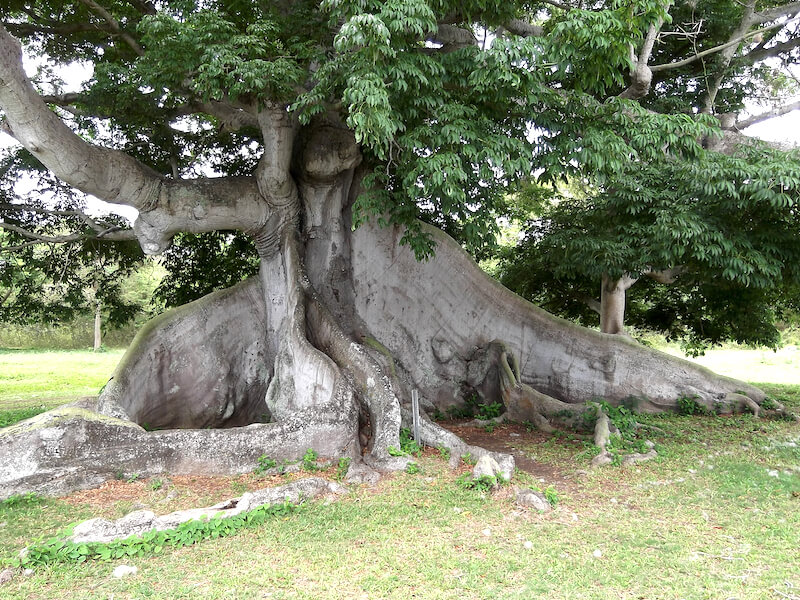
66 477 346 545
589 402 659 467
411 411 515 480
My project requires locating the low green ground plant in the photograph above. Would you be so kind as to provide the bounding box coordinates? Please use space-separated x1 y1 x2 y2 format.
456 473 501 492
302 449 319 472
16 501 295 568
335 457 351 481
677 394 709 416
254 455 278 475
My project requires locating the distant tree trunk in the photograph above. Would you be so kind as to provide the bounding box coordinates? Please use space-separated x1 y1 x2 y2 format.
600 274 637 335
93 300 102 352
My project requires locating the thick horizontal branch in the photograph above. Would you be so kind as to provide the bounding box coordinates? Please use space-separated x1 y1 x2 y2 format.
41 93 84 105
502 19 545 38
3 21 108 37
735 100 800 129
183 100 260 131
430 24 477 49
41 91 260 132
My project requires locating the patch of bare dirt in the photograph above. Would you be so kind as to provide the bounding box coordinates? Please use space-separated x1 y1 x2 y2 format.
58 427 590 510
441 421 579 489
61 468 341 513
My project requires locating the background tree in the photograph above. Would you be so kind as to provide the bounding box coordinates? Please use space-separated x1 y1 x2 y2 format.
0 148 144 350
497 141 800 353
1 0 798 496
153 231 259 309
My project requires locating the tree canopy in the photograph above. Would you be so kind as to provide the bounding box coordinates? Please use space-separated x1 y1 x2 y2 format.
496 138 800 352
3 0 798 333
2 0 797 254
2 0 798 497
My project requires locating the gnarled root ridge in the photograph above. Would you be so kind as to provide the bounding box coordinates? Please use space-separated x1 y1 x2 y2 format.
349 221 768 419
0 399 356 499
0 218 776 498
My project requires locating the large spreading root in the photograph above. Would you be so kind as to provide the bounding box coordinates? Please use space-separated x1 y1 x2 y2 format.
2 214 786 497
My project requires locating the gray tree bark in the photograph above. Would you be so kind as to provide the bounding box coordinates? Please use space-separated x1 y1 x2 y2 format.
0 22 782 499
93 300 102 352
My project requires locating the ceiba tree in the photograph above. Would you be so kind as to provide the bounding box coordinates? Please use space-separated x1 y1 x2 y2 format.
1 0 798 492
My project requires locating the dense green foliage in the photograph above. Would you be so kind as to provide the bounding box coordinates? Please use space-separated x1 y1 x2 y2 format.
1 0 799 334
496 140 800 352
0 152 144 329
153 231 259 308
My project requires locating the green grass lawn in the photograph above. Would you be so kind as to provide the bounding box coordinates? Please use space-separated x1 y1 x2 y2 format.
0 349 124 414
0 348 798 599
663 344 800 385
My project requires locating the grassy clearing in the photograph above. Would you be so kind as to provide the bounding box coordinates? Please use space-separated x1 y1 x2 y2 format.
0 351 798 599
1 408 799 600
0 349 124 414
662 344 800 385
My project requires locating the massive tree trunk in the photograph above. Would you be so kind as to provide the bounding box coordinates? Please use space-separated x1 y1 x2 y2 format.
0 24 777 498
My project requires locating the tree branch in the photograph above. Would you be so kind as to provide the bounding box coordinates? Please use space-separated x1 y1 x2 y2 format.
582 295 602 315
40 91 260 132
125 0 157 15
188 100 260 131
736 35 800 66
0 23 163 210
0 286 13 307
618 19 663 100
77 0 144 56
756 1 800 23
3 21 109 37
0 24 275 256
735 100 800 129
644 267 685 285
541 0 572 10
0 202 125 235
429 24 478 49
650 17 793 73
501 19 545 38
0 221 136 252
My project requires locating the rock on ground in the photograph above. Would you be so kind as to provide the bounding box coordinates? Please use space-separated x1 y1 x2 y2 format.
515 487 552 512
472 455 503 480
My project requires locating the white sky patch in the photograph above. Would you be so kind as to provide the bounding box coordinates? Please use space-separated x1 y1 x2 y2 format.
744 111 800 146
